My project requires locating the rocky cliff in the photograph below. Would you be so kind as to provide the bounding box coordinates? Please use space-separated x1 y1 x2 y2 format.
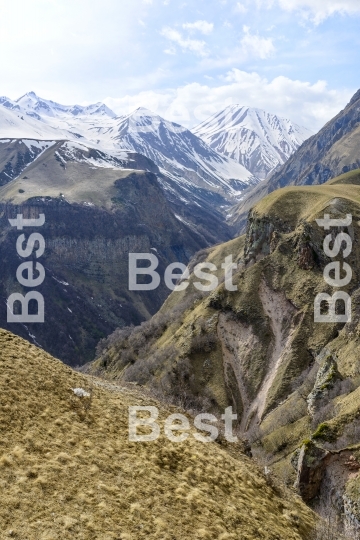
0 163 211 365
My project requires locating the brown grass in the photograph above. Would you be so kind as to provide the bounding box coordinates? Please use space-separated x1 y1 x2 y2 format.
0 328 315 539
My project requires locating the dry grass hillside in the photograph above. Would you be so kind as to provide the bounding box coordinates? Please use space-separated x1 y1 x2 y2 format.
0 329 315 540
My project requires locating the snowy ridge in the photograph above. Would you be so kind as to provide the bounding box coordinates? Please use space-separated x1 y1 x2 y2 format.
193 105 312 179
110 107 259 198
53 141 130 170
0 106 69 140
0 93 311 204
0 94 261 202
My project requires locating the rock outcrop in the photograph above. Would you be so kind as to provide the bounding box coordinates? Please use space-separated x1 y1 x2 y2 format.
307 350 343 416
294 441 329 501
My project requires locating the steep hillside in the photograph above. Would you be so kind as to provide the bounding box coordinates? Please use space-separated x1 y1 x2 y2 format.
193 105 311 179
0 140 220 365
0 138 232 244
92 169 360 535
0 139 56 186
0 328 315 539
231 89 360 232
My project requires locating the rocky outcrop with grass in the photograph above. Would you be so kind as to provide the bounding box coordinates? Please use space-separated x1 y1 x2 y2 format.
92 169 360 536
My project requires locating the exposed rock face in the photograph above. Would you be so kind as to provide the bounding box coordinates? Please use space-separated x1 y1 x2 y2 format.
244 217 274 263
307 350 342 416
297 242 315 270
294 442 329 501
244 213 292 264
344 493 360 535
0 171 208 365
217 311 259 419
302 449 360 534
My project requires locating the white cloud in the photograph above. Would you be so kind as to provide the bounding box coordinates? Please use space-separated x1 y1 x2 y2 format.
182 20 214 35
240 26 275 59
161 26 208 56
259 0 360 23
164 46 176 55
235 2 248 13
104 69 353 132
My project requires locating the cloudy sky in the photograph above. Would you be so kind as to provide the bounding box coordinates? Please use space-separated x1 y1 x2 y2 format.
1 0 360 131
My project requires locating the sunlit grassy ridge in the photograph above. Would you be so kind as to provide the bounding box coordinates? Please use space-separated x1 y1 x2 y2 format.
0 329 315 539
253 177 360 224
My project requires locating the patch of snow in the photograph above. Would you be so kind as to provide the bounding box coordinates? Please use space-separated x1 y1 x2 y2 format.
52 276 69 286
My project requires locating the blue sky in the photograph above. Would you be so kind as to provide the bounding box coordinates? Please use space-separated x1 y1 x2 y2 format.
1 0 360 131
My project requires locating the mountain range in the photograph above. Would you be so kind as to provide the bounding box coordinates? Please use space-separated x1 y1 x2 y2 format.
0 92 259 205
0 92 312 207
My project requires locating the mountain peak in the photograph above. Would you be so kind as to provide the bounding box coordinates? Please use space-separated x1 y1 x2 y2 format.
91 103 117 117
193 105 312 179
125 107 163 123
133 106 157 116
17 91 38 101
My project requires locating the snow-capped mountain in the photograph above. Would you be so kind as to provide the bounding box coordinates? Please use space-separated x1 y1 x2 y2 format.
0 93 240 245
3 91 117 119
193 105 312 179
0 94 259 203
0 103 69 140
109 107 258 197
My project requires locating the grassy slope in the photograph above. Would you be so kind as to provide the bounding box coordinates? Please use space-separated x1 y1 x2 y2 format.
253 180 360 222
0 141 141 208
0 329 315 540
